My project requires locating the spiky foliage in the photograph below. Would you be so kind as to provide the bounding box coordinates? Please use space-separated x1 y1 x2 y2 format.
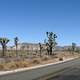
45 32 57 55
14 37 19 56
0 38 9 57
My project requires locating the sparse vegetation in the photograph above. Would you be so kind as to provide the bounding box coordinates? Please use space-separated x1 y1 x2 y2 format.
0 32 79 71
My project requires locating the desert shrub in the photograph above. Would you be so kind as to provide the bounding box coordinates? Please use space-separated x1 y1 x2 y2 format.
42 56 49 61
19 61 29 67
0 62 16 71
21 61 29 67
6 62 17 70
15 61 28 68
31 59 41 64
0 64 5 70
59 57 63 61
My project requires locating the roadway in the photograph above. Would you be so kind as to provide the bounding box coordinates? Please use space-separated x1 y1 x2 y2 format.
47 60 80 80
0 58 80 80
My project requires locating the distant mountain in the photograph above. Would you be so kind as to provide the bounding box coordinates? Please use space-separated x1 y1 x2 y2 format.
6 42 80 51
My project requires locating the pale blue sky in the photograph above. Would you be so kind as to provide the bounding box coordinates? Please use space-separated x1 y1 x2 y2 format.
0 0 80 46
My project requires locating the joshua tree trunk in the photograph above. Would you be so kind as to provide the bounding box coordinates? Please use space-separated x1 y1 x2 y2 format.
39 43 43 57
2 45 7 57
50 47 52 55
14 37 19 57
2 46 5 57
40 49 41 57
47 48 49 55
16 45 18 56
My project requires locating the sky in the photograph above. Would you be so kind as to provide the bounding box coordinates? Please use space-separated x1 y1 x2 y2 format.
0 0 80 46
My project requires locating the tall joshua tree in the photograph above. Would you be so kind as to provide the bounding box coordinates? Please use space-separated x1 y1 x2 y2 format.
45 32 57 55
14 37 19 56
39 43 43 57
0 38 9 57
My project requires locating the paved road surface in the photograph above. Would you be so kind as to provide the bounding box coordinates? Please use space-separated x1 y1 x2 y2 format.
0 58 80 80
47 64 80 80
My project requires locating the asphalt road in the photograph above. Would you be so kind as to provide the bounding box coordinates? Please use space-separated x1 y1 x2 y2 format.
0 58 80 80
45 58 80 80
43 59 80 80
48 67 80 80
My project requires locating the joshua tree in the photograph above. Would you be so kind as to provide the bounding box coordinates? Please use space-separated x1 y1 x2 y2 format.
45 42 49 55
0 38 9 57
71 43 76 54
39 43 43 57
45 32 57 55
14 37 19 56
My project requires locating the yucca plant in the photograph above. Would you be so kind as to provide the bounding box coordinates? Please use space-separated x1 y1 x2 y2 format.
0 38 9 57
45 32 57 55
14 37 19 57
